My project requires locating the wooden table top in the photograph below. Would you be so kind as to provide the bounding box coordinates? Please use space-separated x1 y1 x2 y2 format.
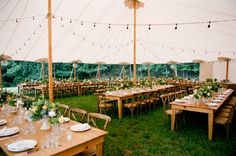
170 89 234 111
0 113 107 156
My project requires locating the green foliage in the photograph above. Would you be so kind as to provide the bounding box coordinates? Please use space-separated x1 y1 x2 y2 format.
1 61 199 87
30 96 59 123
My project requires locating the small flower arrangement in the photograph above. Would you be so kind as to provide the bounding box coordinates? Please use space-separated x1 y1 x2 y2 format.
30 96 59 124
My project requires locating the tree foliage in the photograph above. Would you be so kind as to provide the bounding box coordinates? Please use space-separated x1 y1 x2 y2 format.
1 61 199 87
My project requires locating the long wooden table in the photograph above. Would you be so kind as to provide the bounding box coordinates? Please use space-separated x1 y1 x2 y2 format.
170 89 233 141
0 114 107 155
105 85 174 119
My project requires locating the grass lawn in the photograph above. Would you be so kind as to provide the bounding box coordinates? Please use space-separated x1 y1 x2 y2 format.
55 95 236 156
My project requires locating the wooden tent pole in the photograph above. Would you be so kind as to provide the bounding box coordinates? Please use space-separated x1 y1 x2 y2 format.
73 63 77 81
42 63 44 80
48 0 53 102
0 64 2 92
226 60 229 81
97 64 100 80
133 0 137 83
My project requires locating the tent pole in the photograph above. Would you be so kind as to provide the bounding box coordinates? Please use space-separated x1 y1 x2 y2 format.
226 60 229 81
73 63 77 81
133 0 137 84
148 64 150 79
0 64 2 92
48 0 53 102
42 63 44 80
97 64 100 80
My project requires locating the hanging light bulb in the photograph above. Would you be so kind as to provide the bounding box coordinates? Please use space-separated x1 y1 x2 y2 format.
33 16 35 20
61 17 63 21
16 19 18 23
148 24 151 30
70 19 72 23
108 24 111 29
208 21 211 28
94 22 96 27
81 21 83 25
175 23 177 30
126 24 129 30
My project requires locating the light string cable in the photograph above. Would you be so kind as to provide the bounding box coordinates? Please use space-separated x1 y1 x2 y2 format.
22 0 65 60
60 0 117 61
4 0 30 55
52 0 95 53
0 0 21 32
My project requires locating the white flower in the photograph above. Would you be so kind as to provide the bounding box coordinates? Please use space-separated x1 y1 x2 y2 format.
48 110 56 117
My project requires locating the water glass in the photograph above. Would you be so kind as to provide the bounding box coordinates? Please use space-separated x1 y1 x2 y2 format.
66 129 72 141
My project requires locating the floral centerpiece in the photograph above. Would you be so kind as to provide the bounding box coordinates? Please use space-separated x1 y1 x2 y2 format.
30 96 59 124
193 85 213 100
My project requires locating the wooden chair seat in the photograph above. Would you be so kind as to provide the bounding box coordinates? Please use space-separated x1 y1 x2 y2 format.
165 109 182 116
214 116 229 125
216 111 230 118
221 108 231 113
124 103 138 108
224 105 233 109
99 103 113 108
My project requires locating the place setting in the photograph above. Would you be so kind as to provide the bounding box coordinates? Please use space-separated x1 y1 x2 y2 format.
70 123 91 132
7 139 37 152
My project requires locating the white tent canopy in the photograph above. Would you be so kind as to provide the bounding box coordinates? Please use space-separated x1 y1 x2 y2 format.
1 0 236 64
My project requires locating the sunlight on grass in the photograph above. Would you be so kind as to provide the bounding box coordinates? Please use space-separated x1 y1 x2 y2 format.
55 95 236 156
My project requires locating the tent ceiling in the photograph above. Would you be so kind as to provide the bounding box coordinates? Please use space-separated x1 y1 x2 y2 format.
0 0 236 64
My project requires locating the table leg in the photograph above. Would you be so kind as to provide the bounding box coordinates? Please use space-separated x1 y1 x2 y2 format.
118 99 122 120
171 109 176 131
96 143 103 156
208 112 214 141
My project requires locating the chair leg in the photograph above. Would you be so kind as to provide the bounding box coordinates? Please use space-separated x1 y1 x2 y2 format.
224 124 230 141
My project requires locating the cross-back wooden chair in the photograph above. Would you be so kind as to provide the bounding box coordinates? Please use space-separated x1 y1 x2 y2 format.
87 112 111 130
215 105 235 140
78 112 111 156
123 94 139 118
96 94 114 114
70 108 87 123
58 103 70 117
161 93 182 127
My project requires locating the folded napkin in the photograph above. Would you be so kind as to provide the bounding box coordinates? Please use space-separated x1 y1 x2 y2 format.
0 127 19 136
0 119 7 125
8 139 36 152
71 123 90 131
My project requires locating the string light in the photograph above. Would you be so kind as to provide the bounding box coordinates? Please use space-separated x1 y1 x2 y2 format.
175 23 177 30
94 22 96 27
81 21 83 25
208 21 211 28
16 19 18 23
148 24 151 30
126 24 129 30
32 16 35 20
108 24 111 29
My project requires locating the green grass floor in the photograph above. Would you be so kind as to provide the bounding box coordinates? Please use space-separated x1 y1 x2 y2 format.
55 95 236 156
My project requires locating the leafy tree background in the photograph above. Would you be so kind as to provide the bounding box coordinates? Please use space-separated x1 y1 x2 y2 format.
2 61 199 87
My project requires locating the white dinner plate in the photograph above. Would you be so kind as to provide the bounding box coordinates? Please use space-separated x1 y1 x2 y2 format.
0 119 7 126
70 123 91 132
7 139 37 152
0 127 20 137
